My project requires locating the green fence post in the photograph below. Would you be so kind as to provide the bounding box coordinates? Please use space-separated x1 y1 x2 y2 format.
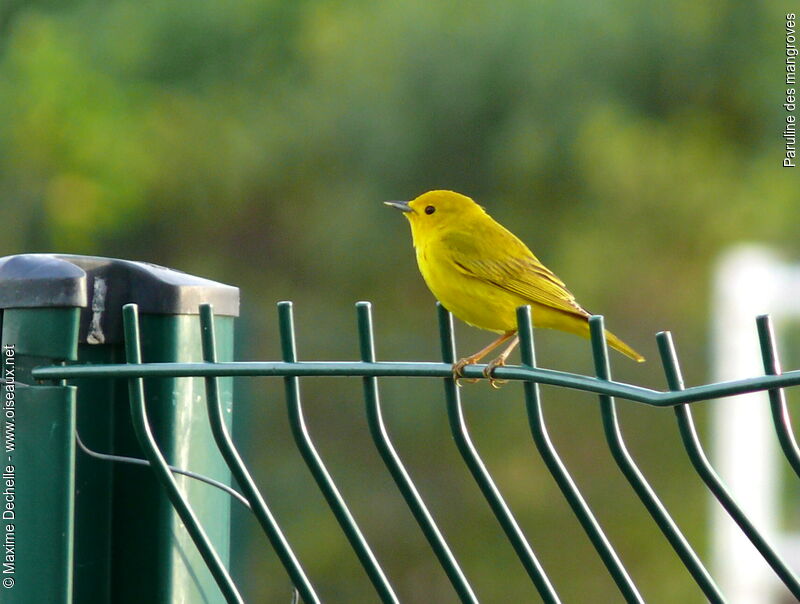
0 254 240 604
0 254 84 604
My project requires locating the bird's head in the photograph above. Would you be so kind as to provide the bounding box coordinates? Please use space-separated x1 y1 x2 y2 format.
384 190 486 243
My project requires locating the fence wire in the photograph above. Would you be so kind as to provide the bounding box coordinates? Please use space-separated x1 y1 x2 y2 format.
30 302 800 604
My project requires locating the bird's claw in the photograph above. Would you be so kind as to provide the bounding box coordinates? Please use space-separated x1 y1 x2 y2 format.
483 357 509 389
453 357 480 386
454 355 509 388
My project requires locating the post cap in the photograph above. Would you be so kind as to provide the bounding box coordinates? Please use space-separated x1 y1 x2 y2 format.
0 254 239 344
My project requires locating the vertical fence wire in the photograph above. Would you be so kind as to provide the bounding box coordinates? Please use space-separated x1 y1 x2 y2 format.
657 331 800 600
122 304 244 604
355 302 479 603
58 301 800 602
198 304 321 604
437 303 560 603
277 301 400 604
516 307 642 603
587 316 724 603
756 314 800 479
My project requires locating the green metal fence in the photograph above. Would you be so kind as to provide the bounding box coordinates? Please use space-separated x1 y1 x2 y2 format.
2 254 800 603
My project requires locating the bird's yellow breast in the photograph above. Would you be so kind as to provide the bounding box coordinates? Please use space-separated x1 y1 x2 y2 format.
415 238 525 333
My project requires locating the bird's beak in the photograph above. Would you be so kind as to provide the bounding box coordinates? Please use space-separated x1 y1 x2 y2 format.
384 200 413 213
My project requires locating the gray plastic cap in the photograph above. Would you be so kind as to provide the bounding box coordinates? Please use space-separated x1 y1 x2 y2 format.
0 254 239 344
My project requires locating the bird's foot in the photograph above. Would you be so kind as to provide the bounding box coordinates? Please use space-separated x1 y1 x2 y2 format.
483 356 509 389
453 356 480 386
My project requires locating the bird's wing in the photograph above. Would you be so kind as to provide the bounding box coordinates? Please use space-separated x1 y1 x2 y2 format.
441 225 588 316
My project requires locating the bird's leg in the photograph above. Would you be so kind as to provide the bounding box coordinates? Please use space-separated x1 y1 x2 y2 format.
483 335 520 389
453 331 517 385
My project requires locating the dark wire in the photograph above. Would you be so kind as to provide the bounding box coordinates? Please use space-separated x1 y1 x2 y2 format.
74 428 252 510
75 430 308 601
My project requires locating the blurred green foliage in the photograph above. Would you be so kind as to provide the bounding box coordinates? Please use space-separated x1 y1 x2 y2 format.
1 0 798 601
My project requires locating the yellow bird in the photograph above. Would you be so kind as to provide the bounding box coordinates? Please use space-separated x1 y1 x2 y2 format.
386 190 644 386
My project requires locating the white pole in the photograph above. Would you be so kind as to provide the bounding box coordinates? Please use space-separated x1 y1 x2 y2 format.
710 245 793 603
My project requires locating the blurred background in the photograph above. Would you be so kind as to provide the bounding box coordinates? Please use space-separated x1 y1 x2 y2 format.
1 0 798 601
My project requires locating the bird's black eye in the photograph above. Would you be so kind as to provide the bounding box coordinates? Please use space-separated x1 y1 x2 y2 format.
425 205 436 215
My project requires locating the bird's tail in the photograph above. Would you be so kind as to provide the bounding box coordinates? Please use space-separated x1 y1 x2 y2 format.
532 305 645 362
604 329 645 363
